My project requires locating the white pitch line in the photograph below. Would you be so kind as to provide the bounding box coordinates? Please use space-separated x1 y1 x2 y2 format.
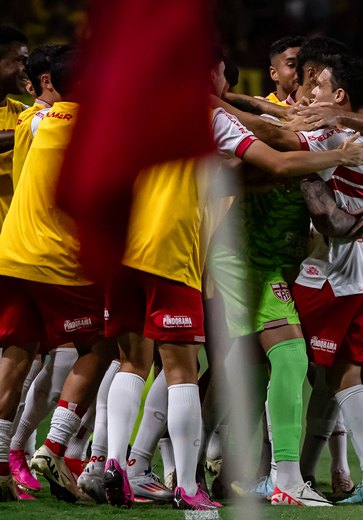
184 511 220 520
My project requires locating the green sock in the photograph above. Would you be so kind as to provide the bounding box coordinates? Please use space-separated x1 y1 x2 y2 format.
267 338 308 462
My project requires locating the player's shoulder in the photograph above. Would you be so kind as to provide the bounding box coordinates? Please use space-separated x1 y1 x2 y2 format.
7 97 28 113
31 108 51 137
212 106 241 127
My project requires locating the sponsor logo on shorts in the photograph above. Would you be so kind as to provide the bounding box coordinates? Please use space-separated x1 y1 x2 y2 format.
104 308 110 320
64 317 92 332
162 314 193 328
310 336 337 353
306 266 319 276
271 283 292 302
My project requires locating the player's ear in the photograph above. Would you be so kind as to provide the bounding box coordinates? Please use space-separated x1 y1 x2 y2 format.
307 67 317 87
335 87 346 105
270 65 278 83
40 73 51 90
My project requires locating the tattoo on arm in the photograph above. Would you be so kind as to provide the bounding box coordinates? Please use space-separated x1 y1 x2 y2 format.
301 178 357 237
227 97 263 115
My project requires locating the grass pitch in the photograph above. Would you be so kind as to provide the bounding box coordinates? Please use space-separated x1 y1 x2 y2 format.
2 381 363 519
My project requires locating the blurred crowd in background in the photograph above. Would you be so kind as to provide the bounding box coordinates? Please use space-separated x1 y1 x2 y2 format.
3 0 363 96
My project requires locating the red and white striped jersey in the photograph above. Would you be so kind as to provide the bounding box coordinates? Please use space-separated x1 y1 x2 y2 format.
212 107 258 160
295 126 363 296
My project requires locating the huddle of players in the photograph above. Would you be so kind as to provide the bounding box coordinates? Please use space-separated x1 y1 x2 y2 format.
1 23 363 510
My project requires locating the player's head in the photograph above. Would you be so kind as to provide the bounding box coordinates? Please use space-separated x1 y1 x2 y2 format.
26 44 72 98
269 35 305 99
50 49 80 101
312 54 363 112
210 46 226 98
0 26 28 96
296 37 350 88
223 55 239 92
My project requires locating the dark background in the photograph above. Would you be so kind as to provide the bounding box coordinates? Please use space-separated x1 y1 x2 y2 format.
2 0 362 96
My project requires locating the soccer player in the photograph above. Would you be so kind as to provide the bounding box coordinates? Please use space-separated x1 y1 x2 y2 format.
266 35 305 104
0 50 116 502
0 26 28 229
12 43 70 188
101 53 363 511
252 36 354 499
290 55 363 505
8 43 82 495
77 359 120 503
208 39 356 506
216 51 363 505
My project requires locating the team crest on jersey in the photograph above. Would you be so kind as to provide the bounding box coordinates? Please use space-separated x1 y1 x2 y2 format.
271 283 292 302
162 315 193 328
305 266 319 276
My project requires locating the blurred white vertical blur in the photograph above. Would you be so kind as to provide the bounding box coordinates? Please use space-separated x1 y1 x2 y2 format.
202 158 261 519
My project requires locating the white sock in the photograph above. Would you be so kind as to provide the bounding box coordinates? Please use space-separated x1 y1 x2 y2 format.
199 374 226 466
128 369 168 477
65 400 95 459
336 385 363 471
0 420 13 464
168 384 201 496
329 410 350 474
47 406 82 447
276 460 304 490
89 359 120 468
265 397 277 485
107 372 145 469
11 347 78 450
158 437 175 480
24 430 37 458
207 425 227 461
11 356 42 436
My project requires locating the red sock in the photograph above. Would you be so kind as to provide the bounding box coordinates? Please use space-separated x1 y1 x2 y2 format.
58 400 87 418
45 438 67 457
0 461 10 476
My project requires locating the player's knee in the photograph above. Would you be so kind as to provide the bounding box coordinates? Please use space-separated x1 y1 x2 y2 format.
267 337 308 376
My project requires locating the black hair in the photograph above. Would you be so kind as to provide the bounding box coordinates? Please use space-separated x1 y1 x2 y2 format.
324 54 363 112
50 50 79 98
26 44 72 97
210 46 225 68
269 35 305 62
223 55 239 88
296 37 350 86
0 26 27 59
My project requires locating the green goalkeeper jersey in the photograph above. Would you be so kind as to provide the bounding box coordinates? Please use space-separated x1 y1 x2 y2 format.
243 183 310 272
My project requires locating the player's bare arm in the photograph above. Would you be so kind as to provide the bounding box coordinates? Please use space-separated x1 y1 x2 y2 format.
211 94 300 151
297 102 363 132
222 91 292 118
243 132 363 177
300 176 358 237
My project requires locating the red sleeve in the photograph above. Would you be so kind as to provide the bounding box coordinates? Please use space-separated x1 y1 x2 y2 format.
235 135 259 159
296 131 310 151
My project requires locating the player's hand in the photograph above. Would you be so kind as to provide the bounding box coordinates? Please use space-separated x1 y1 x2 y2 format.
296 102 341 129
295 96 311 109
339 132 363 166
347 212 363 238
279 114 317 131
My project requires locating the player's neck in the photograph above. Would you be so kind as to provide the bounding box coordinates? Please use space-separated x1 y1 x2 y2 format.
35 98 52 108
